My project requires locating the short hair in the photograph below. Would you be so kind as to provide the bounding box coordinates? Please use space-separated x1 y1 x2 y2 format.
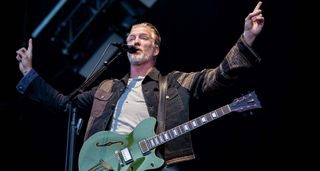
131 22 161 47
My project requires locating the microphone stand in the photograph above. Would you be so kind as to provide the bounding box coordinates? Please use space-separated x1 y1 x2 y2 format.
64 49 124 171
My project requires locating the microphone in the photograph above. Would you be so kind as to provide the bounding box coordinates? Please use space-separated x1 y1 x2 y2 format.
111 42 138 53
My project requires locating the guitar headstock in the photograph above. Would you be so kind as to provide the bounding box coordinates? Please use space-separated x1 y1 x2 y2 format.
229 91 262 112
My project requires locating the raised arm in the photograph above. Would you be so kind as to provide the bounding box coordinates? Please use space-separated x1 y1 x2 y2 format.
242 1 265 46
16 38 33 76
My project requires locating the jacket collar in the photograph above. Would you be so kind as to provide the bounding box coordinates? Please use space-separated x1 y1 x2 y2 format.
120 67 161 84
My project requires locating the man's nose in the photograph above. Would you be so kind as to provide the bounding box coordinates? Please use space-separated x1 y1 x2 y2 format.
133 40 141 46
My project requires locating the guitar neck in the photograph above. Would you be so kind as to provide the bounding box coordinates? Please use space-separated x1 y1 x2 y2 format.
141 105 231 151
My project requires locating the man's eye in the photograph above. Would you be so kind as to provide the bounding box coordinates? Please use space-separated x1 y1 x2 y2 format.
127 36 135 42
140 36 149 40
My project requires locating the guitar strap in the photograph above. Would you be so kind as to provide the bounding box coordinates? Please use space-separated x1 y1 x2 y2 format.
156 75 168 134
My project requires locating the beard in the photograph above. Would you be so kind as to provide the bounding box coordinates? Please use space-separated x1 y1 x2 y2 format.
128 53 151 65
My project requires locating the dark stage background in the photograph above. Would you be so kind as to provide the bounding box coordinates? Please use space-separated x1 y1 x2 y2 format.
1 0 297 170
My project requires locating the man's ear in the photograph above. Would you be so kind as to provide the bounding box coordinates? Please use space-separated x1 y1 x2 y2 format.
153 45 160 56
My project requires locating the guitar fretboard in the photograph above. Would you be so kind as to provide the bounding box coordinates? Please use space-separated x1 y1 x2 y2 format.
144 105 231 150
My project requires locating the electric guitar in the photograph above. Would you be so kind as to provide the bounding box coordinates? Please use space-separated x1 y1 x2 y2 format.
78 91 261 171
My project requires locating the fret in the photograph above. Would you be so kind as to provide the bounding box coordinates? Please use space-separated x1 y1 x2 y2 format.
145 138 152 150
173 128 178 136
169 129 176 138
153 137 159 145
183 123 190 132
211 111 217 118
178 125 185 134
191 120 198 128
149 138 155 147
168 129 172 138
226 105 231 113
195 118 202 127
220 105 231 116
191 122 197 130
221 106 226 115
216 108 224 117
205 113 213 122
177 125 183 135
200 115 207 124
163 132 170 141
224 105 231 113
158 134 165 143
187 122 193 130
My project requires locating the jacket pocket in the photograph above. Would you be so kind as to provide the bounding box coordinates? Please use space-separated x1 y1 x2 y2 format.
166 88 184 115
90 89 113 117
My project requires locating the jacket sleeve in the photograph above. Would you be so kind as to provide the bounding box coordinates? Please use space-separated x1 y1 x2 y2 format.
173 35 261 98
16 69 95 114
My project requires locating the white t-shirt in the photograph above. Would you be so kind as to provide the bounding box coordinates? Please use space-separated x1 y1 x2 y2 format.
110 76 150 134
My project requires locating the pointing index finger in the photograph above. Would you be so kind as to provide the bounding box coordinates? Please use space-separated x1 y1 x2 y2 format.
253 1 262 12
28 38 33 52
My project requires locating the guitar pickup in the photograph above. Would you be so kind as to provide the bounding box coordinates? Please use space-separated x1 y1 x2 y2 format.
139 139 150 155
115 148 133 165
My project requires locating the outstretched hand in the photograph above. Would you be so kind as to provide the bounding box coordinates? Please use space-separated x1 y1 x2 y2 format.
243 1 265 46
16 38 33 75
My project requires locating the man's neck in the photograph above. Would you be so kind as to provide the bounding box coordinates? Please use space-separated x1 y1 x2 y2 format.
130 63 153 78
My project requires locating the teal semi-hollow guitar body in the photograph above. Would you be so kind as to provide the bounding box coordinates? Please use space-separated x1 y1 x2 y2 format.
79 117 163 171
